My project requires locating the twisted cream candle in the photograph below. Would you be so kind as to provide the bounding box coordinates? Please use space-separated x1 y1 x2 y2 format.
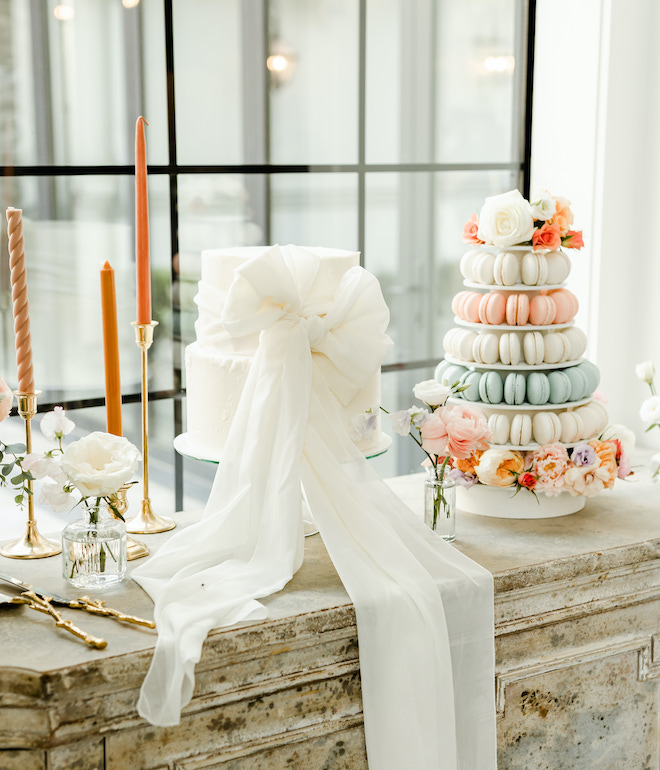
6 207 34 394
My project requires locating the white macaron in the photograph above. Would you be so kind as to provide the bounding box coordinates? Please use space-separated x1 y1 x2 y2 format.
543 332 571 364
563 327 587 360
521 252 549 286
472 333 500 365
472 252 496 284
493 252 520 286
532 412 562 445
559 411 585 443
499 332 521 366
544 250 571 284
523 331 545 365
510 413 533 446
488 413 510 445
460 249 482 280
576 404 600 439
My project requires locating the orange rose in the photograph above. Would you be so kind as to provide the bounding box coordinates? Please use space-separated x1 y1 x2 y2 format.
532 222 562 251
589 440 617 489
553 197 574 234
562 230 584 249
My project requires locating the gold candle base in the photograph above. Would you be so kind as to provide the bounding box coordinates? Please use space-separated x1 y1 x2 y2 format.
126 498 175 535
127 321 176 535
108 484 149 560
0 392 61 559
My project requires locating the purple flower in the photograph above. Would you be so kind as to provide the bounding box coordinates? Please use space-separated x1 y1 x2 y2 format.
571 443 597 467
448 468 478 488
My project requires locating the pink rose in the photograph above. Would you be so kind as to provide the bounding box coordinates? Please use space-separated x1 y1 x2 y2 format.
529 443 570 496
462 213 484 244
518 472 537 490
532 222 562 251
562 230 584 249
444 403 491 460
0 378 13 422
420 411 449 458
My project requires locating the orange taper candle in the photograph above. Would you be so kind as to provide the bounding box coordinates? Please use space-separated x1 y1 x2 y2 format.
135 116 151 324
100 261 122 436
6 207 35 394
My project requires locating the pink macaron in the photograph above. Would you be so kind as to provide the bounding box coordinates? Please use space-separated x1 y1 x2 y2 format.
549 288 579 324
478 292 507 325
505 293 530 326
529 294 557 326
451 291 470 317
455 291 482 323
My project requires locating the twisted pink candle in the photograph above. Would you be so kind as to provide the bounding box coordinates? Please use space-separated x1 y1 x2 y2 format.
6 208 34 393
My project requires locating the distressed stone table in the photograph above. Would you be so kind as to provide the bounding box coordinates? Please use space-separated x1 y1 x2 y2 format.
0 463 659 769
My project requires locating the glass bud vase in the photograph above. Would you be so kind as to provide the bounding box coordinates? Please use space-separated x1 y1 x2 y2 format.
424 474 456 542
62 500 127 589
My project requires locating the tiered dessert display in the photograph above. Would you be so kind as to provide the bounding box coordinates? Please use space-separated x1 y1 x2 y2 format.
176 245 391 462
436 190 631 517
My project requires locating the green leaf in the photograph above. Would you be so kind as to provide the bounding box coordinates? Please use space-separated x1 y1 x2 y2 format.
10 473 25 485
14 494 23 504
2 463 15 476
4 443 26 454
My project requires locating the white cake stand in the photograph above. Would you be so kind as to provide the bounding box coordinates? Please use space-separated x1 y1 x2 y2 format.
457 484 585 519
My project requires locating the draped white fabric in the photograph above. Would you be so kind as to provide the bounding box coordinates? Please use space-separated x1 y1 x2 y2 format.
132 245 496 769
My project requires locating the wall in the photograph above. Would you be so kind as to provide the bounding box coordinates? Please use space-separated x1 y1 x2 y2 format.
531 0 660 449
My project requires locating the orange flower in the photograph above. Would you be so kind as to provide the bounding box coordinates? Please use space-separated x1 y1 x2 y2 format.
589 440 617 489
475 449 524 488
532 222 562 251
553 197 574 234
453 451 483 476
462 213 483 244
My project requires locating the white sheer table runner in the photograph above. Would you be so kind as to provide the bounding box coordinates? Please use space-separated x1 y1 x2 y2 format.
132 245 496 770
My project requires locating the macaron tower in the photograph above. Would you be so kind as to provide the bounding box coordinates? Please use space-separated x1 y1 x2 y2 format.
438 189 612 517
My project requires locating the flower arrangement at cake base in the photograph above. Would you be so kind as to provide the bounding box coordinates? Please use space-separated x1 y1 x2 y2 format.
451 432 633 519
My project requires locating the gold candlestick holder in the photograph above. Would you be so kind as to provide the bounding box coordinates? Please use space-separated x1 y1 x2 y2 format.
126 321 175 534
0 392 62 559
108 484 149 560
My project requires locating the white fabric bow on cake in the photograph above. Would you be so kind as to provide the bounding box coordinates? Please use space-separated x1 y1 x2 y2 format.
133 245 496 770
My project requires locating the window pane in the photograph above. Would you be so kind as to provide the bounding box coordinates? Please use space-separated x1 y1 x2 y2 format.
0 174 172 401
173 0 245 165
364 169 517 365
366 0 521 164
3 0 168 167
269 0 358 164
270 173 358 250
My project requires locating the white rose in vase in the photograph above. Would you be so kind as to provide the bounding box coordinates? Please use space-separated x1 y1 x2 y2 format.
477 189 536 247
60 432 140 498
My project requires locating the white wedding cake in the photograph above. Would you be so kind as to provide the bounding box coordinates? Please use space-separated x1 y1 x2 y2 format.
181 245 386 460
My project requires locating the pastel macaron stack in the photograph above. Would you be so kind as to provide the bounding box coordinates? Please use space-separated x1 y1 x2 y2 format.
439 243 606 450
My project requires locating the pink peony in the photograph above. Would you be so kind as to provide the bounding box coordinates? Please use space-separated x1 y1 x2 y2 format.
528 443 570 496
563 463 611 497
462 213 483 244
532 222 562 251
444 403 491 460
0 377 12 422
420 411 449 458
562 230 584 249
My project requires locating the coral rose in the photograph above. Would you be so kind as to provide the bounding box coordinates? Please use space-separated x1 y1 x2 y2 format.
420 411 449 458
562 230 584 249
444 404 491 460
475 449 524 487
518 472 537 490
532 222 562 251
553 197 574 234
462 213 483 244
589 440 617 489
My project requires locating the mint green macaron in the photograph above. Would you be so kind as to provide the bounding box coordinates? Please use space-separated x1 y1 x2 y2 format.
547 370 572 404
479 370 504 404
504 372 526 405
526 372 550 405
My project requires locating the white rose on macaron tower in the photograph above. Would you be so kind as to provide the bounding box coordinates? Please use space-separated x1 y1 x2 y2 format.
477 189 536 247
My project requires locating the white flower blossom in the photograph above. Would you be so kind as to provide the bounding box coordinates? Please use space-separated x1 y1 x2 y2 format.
529 192 556 221
413 379 453 407
640 396 660 425
38 479 76 513
635 361 656 386
40 407 75 441
60 432 140 498
477 189 536 247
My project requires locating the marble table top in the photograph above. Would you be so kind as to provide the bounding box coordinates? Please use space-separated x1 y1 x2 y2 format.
0 458 657 674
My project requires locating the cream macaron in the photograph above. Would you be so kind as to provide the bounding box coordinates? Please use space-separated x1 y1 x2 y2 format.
472 332 500 365
559 410 584 443
544 250 571 284
543 332 571 364
563 327 587 360
471 252 496 284
523 331 545 365
532 412 562 445
460 249 482 281
521 252 549 286
510 413 533 446
499 332 521 366
488 413 510 445
493 252 520 286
